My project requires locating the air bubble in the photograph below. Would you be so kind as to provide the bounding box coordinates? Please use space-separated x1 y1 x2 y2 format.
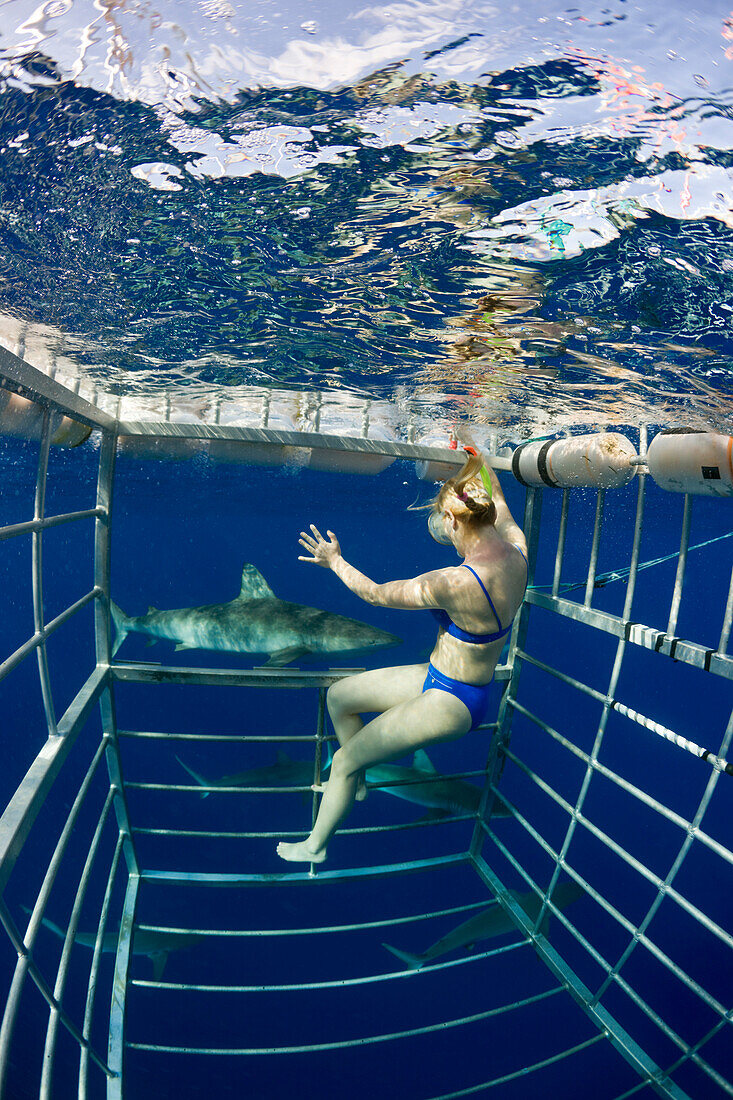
693 73 709 88
300 20 318 33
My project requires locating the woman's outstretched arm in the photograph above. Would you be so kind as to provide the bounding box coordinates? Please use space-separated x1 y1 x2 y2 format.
298 524 454 610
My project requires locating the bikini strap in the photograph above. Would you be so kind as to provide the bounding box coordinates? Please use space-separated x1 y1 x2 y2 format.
461 563 504 632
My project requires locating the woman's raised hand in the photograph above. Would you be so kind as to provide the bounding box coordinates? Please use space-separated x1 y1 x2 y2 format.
298 525 342 568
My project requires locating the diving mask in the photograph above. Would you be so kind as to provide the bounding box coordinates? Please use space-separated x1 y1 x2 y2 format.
428 509 454 546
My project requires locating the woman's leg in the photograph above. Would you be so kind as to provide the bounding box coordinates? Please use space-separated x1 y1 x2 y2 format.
321 664 428 799
277 686 471 863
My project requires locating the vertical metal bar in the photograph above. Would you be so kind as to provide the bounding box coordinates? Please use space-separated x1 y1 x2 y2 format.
470 487 543 856
106 873 139 1100
309 688 327 877
40 790 115 1100
717 563 733 656
592 705 733 1009
622 461 647 622
584 489 605 608
533 632 629 935
552 489 570 597
667 495 692 637
94 430 140 876
79 834 124 1100
33 408 57 735
94 430 116 669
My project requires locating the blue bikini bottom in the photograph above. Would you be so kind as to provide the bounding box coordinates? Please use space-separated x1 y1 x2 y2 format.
422 663 493 731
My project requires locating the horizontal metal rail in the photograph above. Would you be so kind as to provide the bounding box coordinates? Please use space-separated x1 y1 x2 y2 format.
141 852 468 887
0 345 116 430
118 723 497 741
119 731 339 743
131 939 529 993
526 590 733 679
0 588 101 684
132 812 477 840
137 898 498 938
117 418 513 468
428 1032 607 1100
111 663 367 689
125 766 490 795
0 665 107 892
0 508 104 543
125 985 561 1055
508 697 733 868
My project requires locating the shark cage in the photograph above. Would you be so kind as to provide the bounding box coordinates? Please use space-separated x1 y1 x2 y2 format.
0 344 731 1100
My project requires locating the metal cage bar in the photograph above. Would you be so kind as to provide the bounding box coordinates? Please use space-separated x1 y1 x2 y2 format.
32 409 57 737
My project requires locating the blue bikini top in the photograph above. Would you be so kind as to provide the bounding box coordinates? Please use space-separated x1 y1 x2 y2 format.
430 548 527 645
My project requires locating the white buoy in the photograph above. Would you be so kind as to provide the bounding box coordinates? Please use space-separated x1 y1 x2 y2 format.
511 433 637 489
645 430 733 496
414 437 464 482
305 424 396 475
0 390 90 447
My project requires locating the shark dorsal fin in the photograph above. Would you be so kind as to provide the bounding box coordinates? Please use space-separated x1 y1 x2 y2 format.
276 750 290 764
413 749 437 773
238 564 275 601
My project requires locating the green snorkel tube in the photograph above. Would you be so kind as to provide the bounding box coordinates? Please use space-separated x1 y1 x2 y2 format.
463 445 493 500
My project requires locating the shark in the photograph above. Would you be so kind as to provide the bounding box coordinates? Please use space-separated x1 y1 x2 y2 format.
177 751 315 797
365 749 511 820
110 563 401 666
383 881 584 970
25 911 204 981
176 747 511 823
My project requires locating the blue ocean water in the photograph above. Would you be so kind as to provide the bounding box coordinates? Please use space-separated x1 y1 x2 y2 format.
0 0 732 1096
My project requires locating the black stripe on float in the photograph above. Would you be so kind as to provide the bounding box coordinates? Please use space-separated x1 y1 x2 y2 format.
512 443 531 487
704 649 715 672
536 440 557 487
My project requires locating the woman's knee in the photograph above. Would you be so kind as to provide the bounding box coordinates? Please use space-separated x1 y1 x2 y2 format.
327 680 353 721
330 746 359 780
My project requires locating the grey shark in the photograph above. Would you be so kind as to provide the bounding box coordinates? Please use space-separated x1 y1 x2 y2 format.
383 882 584 970
177 750 315 797
27 912 203 981
111 563 401 666
365 749 511 820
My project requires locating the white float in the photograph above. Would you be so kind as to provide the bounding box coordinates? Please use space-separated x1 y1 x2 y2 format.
645 430 733 496
511 432 637 489
0 389 90 447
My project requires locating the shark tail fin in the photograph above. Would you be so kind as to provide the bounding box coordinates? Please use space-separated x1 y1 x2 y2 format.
382 942 424 971
110 601 130 658
176 755 211 799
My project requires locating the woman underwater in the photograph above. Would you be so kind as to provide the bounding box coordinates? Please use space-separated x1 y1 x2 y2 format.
276 451 528 864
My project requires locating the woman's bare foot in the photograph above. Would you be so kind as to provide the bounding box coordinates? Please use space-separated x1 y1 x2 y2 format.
276 839 327 863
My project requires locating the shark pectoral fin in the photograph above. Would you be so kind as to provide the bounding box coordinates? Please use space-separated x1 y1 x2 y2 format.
151 951 169 982
381 942 424 971
264 646 309 668
413 749 438 774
